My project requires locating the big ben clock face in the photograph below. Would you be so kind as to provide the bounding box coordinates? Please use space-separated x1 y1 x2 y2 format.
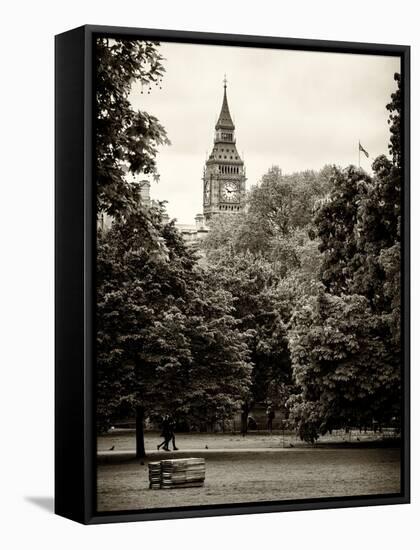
221 180 240 202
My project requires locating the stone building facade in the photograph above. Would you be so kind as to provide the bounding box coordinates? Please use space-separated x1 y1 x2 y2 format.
176 214 209 244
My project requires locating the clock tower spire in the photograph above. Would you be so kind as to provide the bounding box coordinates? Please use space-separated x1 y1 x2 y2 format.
203 78 246 221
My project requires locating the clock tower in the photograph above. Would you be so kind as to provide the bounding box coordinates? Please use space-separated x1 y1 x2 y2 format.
203 78 246 221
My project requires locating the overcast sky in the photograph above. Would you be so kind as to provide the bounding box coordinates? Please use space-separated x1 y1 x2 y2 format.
129 42 400 224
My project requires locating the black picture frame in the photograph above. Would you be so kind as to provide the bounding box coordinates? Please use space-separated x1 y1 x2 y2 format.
55 24 410 525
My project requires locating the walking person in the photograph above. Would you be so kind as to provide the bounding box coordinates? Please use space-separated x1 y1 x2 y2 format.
168 416 178 451
266 404 275 434
157 415 179 451
157 415 171 451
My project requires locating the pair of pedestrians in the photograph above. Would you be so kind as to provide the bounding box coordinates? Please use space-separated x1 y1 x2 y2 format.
157 415 178 451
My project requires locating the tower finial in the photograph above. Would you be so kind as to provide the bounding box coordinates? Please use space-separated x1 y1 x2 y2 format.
215 75 234 131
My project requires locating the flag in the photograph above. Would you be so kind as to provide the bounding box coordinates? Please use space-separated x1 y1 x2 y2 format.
359 142 369 158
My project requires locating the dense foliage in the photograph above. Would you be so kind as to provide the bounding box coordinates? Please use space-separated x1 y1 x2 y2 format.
95 37 402 450
97 208 252 439
287 75 402 441
201 168 334 429
96 38 170 218
96 40 251 456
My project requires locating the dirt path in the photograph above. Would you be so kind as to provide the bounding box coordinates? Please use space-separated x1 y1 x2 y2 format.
98 430 396 453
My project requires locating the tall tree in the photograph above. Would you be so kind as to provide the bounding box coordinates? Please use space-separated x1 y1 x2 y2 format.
95 38 170 218
97 208 252 456
314 166 371 297
203 252 294 432
247 165 334 240
386 72 401 169
288 74 402 440
288 290 400 442
201 166 333 430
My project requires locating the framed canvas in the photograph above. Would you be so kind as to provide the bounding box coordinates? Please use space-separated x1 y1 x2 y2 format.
55 25 410 524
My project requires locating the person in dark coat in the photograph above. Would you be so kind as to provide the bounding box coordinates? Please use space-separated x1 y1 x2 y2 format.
167 417 178 451
157 415 178 451
266 405 275 433
157 415 171 451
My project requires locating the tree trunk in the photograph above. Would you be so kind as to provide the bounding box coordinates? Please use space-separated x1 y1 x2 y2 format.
136 407 146 459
